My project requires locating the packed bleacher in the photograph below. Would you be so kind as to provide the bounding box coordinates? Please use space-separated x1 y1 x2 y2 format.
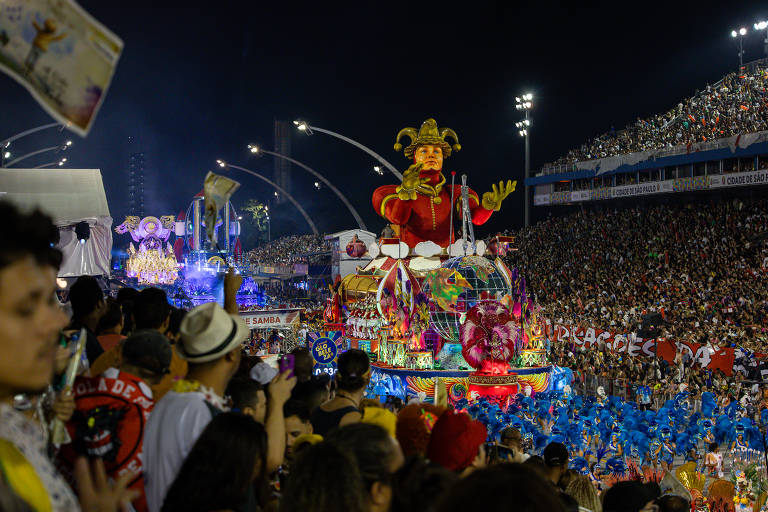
504 198 768 354
246 234 330 267
545 63 768 169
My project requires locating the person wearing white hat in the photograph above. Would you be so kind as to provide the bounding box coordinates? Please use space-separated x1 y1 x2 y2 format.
143 273 250 512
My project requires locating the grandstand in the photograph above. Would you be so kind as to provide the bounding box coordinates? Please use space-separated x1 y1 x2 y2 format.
528 58 768 207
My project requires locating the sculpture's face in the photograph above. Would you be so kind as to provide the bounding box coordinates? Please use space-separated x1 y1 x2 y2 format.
414 145 443 174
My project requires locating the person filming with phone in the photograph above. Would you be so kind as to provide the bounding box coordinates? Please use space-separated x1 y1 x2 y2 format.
499 427 529 463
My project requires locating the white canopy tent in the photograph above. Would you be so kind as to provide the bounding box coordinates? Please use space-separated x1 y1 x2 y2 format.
0 168 113 277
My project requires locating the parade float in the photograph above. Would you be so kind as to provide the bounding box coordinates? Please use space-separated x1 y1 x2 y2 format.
113 191 266 308
313 118 563 408
115 215 179 285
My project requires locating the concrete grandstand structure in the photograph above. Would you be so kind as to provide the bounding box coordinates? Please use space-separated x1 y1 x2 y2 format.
528 59 768 207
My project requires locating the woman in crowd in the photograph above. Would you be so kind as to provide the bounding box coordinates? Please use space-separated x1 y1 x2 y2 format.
389 457 457 512
279 442 367 512
161 412 268 512
565 475 602 512
326 424 404 512
310 349 369 436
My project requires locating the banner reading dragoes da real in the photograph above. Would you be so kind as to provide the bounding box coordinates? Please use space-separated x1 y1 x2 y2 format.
0 0 123 135
551 323 735 375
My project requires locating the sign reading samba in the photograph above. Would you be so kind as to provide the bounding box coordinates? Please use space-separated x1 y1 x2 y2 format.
239 309 300 329
307 331 344 376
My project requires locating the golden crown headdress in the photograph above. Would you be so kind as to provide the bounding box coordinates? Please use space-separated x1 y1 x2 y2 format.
394 118 461 159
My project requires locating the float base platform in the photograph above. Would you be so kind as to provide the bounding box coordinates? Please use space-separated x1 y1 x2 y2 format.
368 363 555 406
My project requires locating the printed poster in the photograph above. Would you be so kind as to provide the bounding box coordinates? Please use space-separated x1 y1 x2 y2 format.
307 331 344 377
203 171 240 246
0 0 123 135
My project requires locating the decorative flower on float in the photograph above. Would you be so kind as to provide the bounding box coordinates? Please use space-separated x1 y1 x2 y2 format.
459 300 520 374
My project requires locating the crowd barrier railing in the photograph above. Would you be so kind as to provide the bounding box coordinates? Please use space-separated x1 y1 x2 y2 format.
572 372 705 413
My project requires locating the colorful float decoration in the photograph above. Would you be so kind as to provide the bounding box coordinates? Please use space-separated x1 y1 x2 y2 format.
115 216 179 285
320 118 561 408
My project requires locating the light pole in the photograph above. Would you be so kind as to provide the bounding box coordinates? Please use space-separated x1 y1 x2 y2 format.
216 159 319 235
755 21 768 58
247 144 368 230
293 120 403 180
0 122 64 166
4 140 72 167
266 206 271 243
731 27 748 70
34 157 67 169
516 93 533 228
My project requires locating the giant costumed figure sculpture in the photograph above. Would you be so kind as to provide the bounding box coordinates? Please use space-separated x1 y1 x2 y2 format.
372 118 515 248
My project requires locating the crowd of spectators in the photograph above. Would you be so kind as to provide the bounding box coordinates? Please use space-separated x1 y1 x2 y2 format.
246 234 330 267
0 199 758 512
545 64 768 168
549 342 763 416
505 198 768 354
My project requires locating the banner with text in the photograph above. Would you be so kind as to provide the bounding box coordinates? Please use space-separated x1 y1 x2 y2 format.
239 308 301 329
551 323 735 375
709 168 768 189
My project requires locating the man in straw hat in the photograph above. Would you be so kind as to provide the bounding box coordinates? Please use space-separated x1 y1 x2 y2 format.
143 270 294 512
373 118 516 248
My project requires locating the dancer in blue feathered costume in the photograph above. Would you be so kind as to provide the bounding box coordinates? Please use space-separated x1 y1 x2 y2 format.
463 386 762 476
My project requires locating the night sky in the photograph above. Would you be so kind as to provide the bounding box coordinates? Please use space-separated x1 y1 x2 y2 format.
2 1 767 241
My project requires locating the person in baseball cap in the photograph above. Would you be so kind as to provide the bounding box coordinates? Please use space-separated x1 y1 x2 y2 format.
121 329 173 385
59 329 173 512
427 410 487 476
543 442 569 486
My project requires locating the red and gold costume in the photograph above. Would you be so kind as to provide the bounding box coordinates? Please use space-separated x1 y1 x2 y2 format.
372 119 514 248
373 179 491 248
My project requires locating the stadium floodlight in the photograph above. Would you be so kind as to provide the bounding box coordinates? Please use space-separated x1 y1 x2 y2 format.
731 27 748 69
515 91 534 228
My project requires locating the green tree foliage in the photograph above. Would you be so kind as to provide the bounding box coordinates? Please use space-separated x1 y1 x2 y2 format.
240 199 269 249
